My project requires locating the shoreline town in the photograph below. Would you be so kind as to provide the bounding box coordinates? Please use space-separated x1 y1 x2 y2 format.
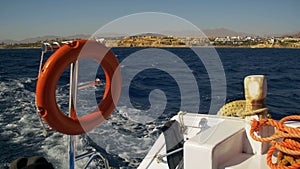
1 35 300 49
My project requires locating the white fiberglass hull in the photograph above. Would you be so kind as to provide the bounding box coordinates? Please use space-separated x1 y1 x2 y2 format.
138 112 299 169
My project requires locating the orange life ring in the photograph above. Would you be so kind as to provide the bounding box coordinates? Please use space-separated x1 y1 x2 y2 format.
36 40 121 135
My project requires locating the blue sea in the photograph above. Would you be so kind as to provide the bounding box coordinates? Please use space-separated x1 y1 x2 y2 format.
0 47 300 168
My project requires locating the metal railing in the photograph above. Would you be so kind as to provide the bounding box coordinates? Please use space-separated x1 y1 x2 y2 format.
36 41 110 169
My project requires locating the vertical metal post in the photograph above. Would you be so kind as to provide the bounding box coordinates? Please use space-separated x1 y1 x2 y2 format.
244 75 268 118
244 75 273 154
69 60 79 169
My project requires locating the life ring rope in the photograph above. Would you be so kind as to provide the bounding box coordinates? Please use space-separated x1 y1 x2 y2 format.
36 40 121 135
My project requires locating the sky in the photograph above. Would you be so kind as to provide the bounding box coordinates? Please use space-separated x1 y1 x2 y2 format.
0 0 299 40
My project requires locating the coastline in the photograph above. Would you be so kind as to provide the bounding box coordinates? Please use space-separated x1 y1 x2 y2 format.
1 41 300 49
0 46 41 50
1 46 300 49
1 35 300 49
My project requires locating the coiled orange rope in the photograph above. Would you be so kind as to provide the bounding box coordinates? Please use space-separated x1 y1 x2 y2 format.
250 115 300 169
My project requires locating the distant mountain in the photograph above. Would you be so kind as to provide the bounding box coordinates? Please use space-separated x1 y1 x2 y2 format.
292 32 300 38
0 34 91 44
154 28 255 38
1 29 299 44
64 34 90 40
0 39 19 44
281 32 300 38
19 35 61 43
202 28 255 37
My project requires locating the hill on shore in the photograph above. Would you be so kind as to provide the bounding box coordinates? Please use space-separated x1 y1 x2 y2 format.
1 28 299 44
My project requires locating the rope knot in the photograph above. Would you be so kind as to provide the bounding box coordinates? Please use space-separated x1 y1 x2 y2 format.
251 119 260 132
250 115 300 169
251 118 269 132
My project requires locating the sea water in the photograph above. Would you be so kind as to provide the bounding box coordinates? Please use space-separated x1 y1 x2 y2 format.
0 48 299 168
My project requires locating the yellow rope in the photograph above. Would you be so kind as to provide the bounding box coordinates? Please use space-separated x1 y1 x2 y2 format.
217 100 269 118
217 100 245 117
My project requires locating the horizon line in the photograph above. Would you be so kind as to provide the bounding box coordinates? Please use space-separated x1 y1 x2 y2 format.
1 28 300 42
